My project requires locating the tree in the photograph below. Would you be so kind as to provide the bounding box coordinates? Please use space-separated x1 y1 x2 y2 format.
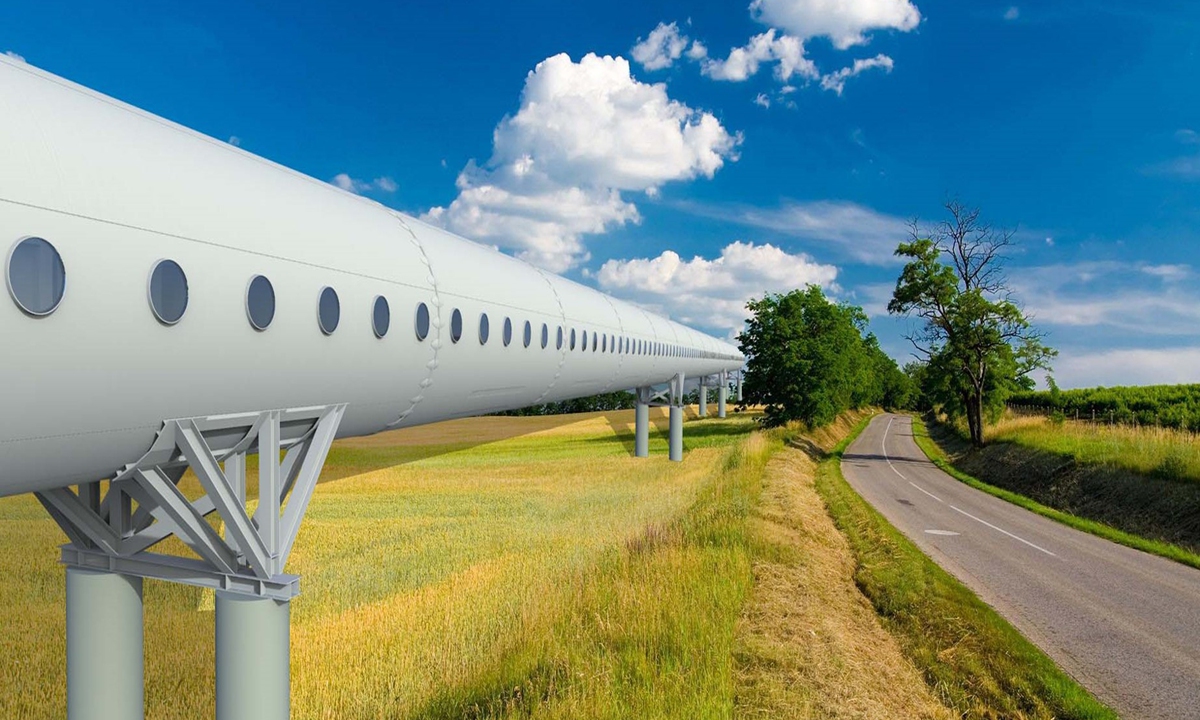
739 285 907 427
888 200 1055 446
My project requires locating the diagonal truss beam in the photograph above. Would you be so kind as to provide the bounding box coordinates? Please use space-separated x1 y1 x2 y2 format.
39 403 346 599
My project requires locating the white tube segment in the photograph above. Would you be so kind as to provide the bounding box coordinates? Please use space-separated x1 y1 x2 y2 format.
0 56 743 496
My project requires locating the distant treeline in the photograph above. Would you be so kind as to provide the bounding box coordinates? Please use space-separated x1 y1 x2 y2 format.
1009 384 1200 431
495 391 639 416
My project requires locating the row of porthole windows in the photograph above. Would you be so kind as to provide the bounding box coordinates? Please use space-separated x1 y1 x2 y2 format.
411 301 740 361
6 238 742 360
4 237 395 338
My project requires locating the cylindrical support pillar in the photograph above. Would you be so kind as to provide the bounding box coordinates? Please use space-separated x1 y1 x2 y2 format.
669 405 683 462
67 568 144 720
718 384 728 418
216 593 290 720
736 373 743 402
698 386 708 417
635 400 650 457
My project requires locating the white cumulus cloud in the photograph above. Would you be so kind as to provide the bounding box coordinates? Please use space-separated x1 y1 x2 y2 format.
702 29 816 82
1051 347 1200 388
820 53 894 95
631 22 691 71
591 240 839 332
331 173 398 194
750 0 922 49
424 53 740 272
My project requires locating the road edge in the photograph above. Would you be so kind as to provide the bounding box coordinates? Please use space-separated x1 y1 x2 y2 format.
909 415 1200 571
817 414 1118 719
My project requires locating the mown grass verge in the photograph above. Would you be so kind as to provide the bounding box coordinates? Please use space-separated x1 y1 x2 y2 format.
910 416 1200 571
816 416 1118 720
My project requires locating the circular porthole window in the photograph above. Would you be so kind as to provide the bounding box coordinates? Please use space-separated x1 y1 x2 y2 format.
415 302 431 341
148 259 188 325
503 317 513 346
318 287 340 335
450 308 463 343
479 313 490 344
6 237 66 316
246 275 276 331
372 296 390 338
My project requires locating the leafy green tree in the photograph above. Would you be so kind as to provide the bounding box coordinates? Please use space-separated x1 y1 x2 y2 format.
739 285 906 427
889 200 1055 446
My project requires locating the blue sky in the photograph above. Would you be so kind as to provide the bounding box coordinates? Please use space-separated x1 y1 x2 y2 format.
4 0 1199 387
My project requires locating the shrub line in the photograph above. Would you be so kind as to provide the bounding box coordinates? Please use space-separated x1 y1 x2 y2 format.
909 415 1200 571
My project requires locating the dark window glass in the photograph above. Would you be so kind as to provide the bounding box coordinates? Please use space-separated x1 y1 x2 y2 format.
372 296 390 338
148 259 188 325
557 326 564 350
523 320 532 348
7 237 65 316
415 302 430 340
318 287 340 335
592 332 598 352
541 323 548 349
601 334 607 353
503 317 513 346
247 275 276 330
570 328 577 350
450 308 463 343
582 331 588 351
479 313 490 344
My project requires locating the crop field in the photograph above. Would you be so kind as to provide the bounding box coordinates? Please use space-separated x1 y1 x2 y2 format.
1009 383 1200 431
0 408 764 719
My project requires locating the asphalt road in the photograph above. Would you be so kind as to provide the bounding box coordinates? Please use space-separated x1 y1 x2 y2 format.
841 414 1200 720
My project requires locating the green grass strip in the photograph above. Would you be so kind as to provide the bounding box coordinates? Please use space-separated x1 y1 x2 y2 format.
909 416 1200 572
816 416 1117 720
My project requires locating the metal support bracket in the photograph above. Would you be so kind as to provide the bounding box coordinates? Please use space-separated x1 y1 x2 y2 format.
37 404 347 601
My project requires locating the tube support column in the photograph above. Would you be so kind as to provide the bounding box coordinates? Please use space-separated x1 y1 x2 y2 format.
698 386 708 417
736 372 743 402
215 592 290 720
635 388 650 458
669 405 683 462
718 379 728 419
67 568 144 720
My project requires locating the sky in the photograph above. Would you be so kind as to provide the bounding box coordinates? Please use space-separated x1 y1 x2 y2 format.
3 0 1199 388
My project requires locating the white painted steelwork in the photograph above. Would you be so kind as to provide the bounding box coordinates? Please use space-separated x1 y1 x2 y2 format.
0 55 743 497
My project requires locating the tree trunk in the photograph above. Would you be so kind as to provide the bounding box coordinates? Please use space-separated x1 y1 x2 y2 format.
970 389 986 447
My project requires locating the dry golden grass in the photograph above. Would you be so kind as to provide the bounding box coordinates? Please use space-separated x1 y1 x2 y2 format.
735 411 952 720
987 413 1200 482
0 408 756 719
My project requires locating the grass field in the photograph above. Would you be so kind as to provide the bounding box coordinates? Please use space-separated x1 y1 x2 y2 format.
0 407 758 719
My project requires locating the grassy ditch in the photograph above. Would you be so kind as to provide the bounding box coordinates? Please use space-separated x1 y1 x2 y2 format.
913 416 1200 570
815 417 1118 720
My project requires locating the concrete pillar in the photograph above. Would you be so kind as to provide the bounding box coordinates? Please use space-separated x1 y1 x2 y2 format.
698 386 708 417
718 383 728 418
736 373 743 402
216 593 290 720
635 397 649 458
669 405 683 462
67 568 144 720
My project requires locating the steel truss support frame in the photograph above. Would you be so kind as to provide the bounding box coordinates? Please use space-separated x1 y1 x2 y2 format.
36 403 346 720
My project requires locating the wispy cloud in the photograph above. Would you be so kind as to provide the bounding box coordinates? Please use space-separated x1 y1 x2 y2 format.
820 54 894 96
1147 128 1200 179
1051 346 1200 388
4 50 25 63
675 199 911 265
331 173 398 194
1003 6 1020 21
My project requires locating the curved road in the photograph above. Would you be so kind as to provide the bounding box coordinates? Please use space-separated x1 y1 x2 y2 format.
842 414 1200 720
